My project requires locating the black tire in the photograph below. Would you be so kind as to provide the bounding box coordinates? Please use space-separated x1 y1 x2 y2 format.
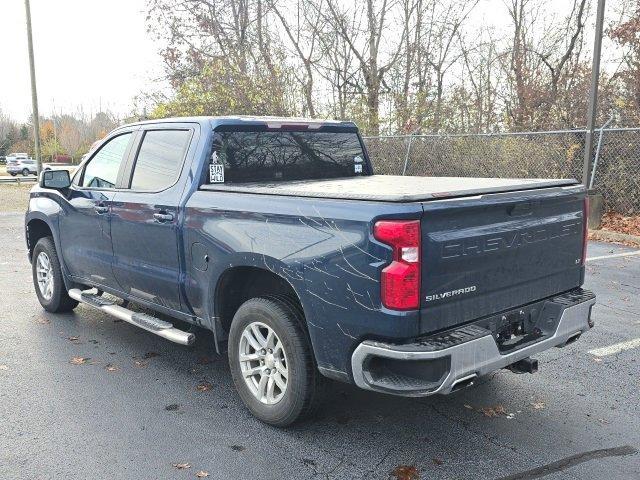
22 168 29 176
32 237 78 313
228 297 324 427
10 172 17 176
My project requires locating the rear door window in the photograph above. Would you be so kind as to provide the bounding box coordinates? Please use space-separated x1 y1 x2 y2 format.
82 133 132 188
211 130 368 183
129 129 191 191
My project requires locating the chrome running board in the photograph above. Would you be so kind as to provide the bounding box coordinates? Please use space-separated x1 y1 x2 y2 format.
68 289 195 346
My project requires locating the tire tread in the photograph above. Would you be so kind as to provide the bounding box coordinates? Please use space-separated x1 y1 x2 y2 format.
228 296 324 426
32 236 78 313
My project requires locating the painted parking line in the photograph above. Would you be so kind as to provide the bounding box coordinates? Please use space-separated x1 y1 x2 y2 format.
588 338 640 357
586 251 640 262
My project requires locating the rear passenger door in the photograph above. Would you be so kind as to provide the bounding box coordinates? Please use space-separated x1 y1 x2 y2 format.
109 125 195 312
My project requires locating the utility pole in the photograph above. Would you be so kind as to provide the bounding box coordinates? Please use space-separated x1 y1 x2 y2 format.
582 0 606 187
25 0 42 176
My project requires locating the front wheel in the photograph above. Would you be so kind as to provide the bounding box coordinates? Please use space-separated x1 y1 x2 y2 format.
22 168 29 176
10 172 17 176
32 237 78 313
228 297 323 426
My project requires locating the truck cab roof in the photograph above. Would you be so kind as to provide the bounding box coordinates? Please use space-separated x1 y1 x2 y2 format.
122 116 358 131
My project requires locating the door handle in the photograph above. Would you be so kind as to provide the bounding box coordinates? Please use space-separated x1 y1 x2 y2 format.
153 212 174 223
95 205 109 214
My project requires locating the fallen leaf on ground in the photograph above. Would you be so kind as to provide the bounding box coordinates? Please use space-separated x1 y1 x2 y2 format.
593 357 603 363
531 401 545 410
67 336 80 342
36 317 50 325
230 445 245 451
105 364 119 372
196 381 213 392
432 458 444 466
600 213 640 237
391 465 420 480
172 463 191 469
197 356 213 365
69 356 90 365
480 404 507 417
0 365 8 371
143 351 159 359
464 404 473 410
133 360 149 369
195 471 209 478
165 404 179 411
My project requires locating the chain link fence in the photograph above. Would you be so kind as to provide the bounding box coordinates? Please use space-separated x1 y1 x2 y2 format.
363 128 640 214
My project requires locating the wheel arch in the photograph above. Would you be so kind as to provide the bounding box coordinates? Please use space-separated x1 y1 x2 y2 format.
26 216 55 262
25 210 77 291
214 266 307 336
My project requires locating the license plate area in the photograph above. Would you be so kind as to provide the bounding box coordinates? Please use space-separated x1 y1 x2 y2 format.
489 300 564 353
494 310 542 351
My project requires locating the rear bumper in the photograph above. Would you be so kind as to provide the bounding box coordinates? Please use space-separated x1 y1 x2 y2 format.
351 289 595 396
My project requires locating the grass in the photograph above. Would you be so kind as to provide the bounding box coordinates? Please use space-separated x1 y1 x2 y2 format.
0 184 33 213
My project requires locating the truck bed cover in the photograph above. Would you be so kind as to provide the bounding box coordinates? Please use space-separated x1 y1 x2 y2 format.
201 175 578 202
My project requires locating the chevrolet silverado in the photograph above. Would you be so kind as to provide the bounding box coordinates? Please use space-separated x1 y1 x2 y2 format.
25 116 595 426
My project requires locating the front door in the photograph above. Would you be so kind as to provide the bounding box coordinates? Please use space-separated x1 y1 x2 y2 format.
110 127 194 312
59 132 135 288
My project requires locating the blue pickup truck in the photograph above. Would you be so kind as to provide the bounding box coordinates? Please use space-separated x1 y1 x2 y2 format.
26 116 595 426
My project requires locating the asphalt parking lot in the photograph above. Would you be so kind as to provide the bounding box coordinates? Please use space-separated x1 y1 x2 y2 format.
1 211 639 480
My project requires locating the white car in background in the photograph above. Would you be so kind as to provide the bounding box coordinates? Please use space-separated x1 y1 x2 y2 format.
5 153 75 177
6 154 37 176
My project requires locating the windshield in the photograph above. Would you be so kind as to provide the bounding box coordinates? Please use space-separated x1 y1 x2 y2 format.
211 130 368 184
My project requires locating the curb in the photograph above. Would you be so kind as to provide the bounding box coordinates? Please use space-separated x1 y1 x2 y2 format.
589 229 640 247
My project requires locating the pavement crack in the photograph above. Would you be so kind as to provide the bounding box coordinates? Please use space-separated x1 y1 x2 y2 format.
359 446 394 479
497 445 638 480
429 403 519 453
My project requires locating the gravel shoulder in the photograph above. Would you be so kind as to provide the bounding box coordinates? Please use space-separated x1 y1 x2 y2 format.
0 184 32 214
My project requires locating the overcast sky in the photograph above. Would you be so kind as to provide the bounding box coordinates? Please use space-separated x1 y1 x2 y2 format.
0 0 164 122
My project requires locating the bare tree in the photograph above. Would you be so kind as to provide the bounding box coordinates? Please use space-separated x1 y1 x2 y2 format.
269 1 326 116
314 0 407 134
421 0 478 131
502 0 588 130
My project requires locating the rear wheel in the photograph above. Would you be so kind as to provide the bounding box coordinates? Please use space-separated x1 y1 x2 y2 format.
10 172 16 176
228 297 323 426
32 237 78 313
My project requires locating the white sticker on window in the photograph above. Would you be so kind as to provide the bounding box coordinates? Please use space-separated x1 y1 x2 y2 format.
209 164 224 183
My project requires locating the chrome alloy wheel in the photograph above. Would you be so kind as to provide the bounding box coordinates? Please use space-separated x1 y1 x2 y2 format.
239 322 289 405
36 251 54 300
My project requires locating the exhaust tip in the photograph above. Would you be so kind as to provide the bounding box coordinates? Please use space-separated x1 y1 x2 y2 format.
451 374 477 392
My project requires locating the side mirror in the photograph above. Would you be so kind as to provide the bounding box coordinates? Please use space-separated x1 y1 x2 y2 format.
40 169 71 190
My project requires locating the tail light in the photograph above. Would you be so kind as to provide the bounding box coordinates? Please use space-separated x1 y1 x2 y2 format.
581 196 589 265
373 220 421 310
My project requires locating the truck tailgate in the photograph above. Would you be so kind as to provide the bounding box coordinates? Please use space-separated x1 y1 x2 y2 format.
420 186 586 333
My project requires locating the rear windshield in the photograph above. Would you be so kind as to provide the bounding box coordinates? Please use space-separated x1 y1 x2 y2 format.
210 130 368 183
